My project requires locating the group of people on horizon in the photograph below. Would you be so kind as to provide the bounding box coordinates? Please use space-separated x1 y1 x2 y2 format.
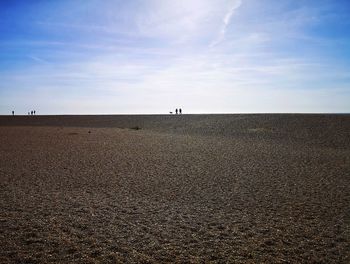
170 108 182 115
11 110 37 116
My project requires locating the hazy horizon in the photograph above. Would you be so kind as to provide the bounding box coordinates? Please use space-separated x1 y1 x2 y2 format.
1 0 350 115
6 110 350 116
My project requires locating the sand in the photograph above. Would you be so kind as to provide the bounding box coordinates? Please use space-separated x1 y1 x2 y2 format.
0 114 349 263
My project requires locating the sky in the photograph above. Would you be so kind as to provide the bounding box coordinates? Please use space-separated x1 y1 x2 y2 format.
0 0 350 114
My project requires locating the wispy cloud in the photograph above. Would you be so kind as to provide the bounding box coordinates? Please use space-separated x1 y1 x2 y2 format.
210 0 242 47
28 55 49 64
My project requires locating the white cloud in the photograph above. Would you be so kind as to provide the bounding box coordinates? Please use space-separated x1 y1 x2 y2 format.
134 0 242 44
210 0 242 47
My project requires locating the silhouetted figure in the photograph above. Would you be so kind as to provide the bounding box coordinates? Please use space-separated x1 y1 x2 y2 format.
12 111 14 116
31 111 33 115
179 108 182 114
34 110 36 115
175 108 178 114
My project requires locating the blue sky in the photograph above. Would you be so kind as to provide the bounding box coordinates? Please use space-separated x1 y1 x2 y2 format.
1 0 350 114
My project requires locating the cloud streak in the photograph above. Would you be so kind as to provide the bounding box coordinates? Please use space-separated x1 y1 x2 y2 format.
210 0 242 47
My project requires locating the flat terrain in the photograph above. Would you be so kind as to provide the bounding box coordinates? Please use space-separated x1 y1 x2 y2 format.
0 114 349 263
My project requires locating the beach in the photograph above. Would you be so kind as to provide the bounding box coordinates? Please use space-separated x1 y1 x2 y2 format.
0 114 349 263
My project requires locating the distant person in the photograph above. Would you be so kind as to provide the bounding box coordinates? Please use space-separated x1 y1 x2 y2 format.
179 108 182 114
12 111 14 116
34 110 36 115
31 111 33 115
175 108 178 114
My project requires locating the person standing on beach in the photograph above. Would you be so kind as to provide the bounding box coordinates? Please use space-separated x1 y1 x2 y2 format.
179 108 182 114
12 111 14 116
34 110 36 115
31 111 33 115
175 108 178 114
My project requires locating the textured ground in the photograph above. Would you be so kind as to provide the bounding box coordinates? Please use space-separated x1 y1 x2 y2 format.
0 114 349 263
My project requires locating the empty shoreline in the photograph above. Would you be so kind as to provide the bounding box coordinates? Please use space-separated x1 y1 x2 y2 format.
0 114 349 263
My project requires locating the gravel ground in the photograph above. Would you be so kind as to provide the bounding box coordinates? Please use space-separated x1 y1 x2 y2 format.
0 114 349 263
